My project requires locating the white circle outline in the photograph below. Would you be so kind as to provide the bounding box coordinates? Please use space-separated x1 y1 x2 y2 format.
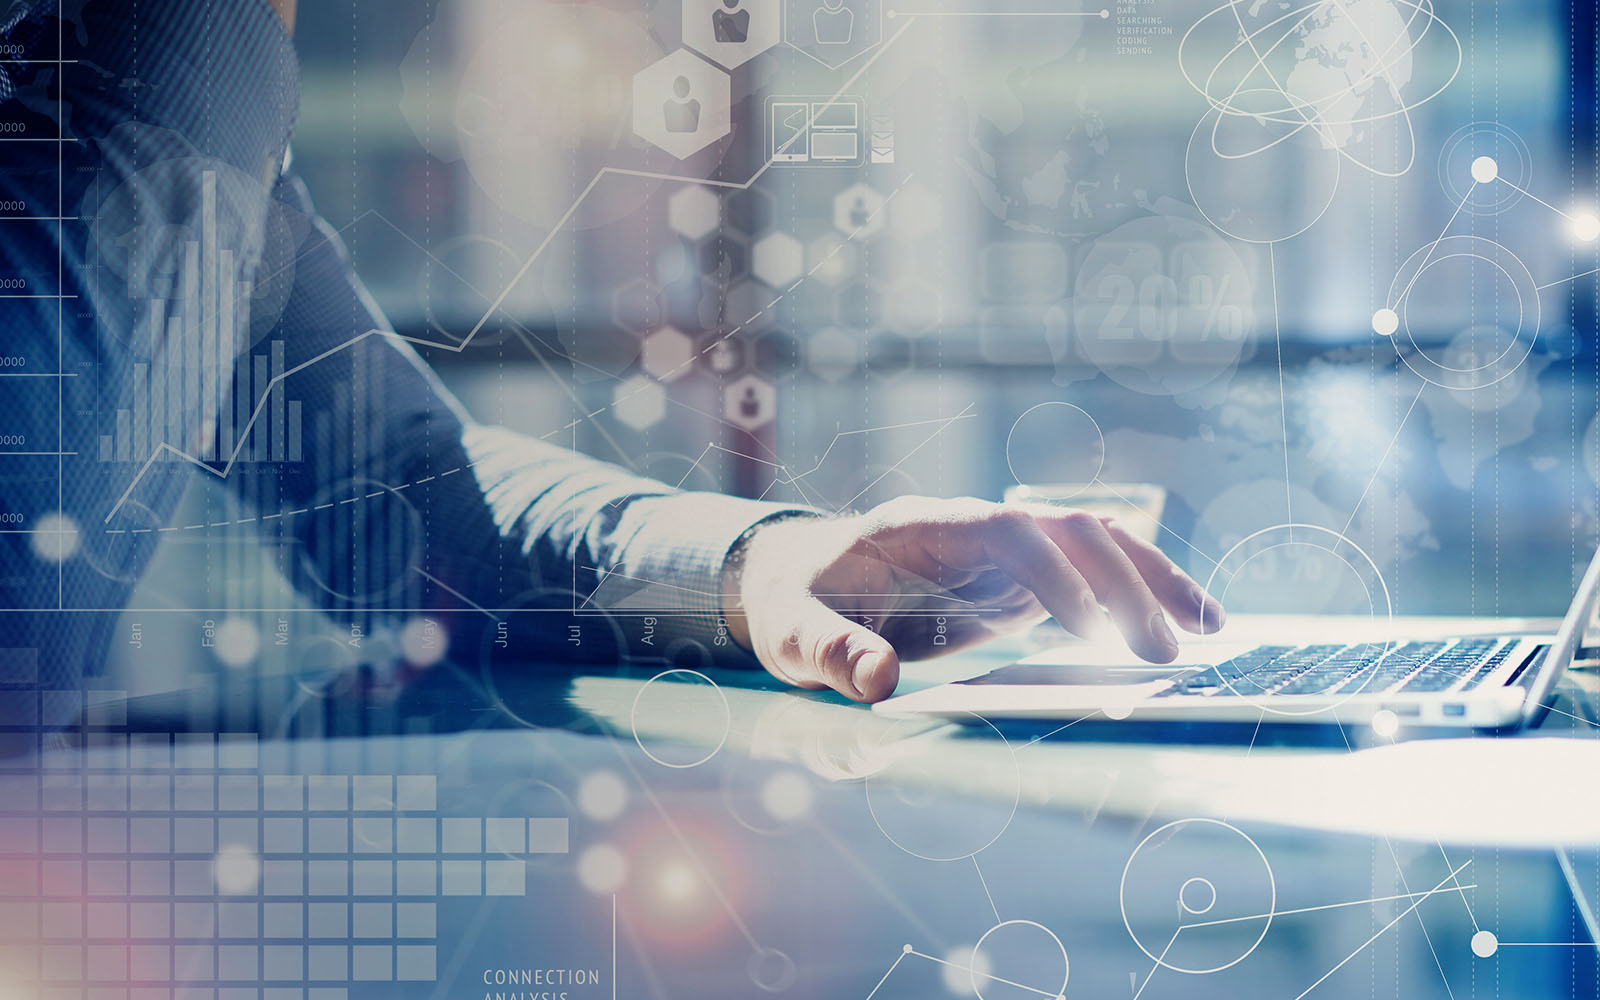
970 919 1070 1000
1005 401 1106 497
1180 876 1218 915
1120 818 1276 975
1438 122 1531 216
864 712 1021 862
1201 524 1394 717
747 946 799 993
1384 235 1539 390
1186 102 1340 245
1176 0 1461 179
1397 252 1524 372
630 668 732 769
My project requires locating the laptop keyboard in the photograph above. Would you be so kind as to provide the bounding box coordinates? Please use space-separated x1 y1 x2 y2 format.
1154 638 1517 699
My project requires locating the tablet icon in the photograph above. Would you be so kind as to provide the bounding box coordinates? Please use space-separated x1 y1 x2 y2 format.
767 96 867 167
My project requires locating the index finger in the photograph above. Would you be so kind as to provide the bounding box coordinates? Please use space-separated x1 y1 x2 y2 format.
1023 505 1180 662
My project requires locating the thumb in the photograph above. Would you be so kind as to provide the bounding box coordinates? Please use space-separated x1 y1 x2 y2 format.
764 597 901 703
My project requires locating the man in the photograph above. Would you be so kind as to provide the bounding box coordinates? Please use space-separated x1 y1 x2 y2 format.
0 0 1222 706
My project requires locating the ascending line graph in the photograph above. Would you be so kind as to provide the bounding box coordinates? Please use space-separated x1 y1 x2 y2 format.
101 16 921 527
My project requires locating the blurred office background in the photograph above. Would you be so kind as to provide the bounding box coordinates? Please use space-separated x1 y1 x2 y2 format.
111 0 1600 687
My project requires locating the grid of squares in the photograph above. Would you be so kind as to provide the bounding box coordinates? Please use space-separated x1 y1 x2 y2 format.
0 728 571 997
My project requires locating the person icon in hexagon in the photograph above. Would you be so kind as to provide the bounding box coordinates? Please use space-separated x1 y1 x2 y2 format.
739 385 761 419
813 0 854 44
713 0 751 43
663 75 702 133
849 193 870 227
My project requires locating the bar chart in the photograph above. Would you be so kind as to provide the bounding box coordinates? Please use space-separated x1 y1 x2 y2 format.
99 172 303 465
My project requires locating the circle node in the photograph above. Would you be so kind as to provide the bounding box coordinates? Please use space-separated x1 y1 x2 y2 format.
970 919 1070 1000
902 943 914 954
1371 708 1400 739
1471 156 1498 183
1574 213 1600 242
630 669 731 769
1372 308 1400 337
1471 929 1499 958
1179 876 1218 915
1121 818 1275 974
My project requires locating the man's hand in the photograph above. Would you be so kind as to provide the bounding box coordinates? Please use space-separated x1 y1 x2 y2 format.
723 497 1225 703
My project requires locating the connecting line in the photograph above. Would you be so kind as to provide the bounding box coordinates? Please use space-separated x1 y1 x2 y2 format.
1130 927 1182 1000
104 327 392 521
412 568 504 622
1270 242 1292 532
1395 183 1475 307
1338 381 1425 540
907 950 1058 998
811 820 951 950
1496 178 1575 222
837 405 977 511
888 7 1107 14
1289 860 1473 1000
108 171 913 529
1014 711 1100 750
463 13 919 345
1541 703 1600 730
1091 479 1222 571
972 856 1002 924
786 413 983 482
1537 266 1600 291
1431 841 1479 932
576 565 720 610
862 950 908 1000
103 21 921 526
1334 712 1479 937
1181 884 1479 929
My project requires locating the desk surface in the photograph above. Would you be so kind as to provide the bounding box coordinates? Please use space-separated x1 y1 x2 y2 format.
561 615 1600 850
10 615 1599 999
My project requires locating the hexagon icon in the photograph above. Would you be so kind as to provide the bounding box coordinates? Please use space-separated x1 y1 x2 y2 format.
699 332 748 375
785 0 883 70
633 49 731 160
807 235 859 286
685 0 780 70
725 188 776 236
833 182 886 238
724 373 776 431
668 185 721 240
640 326 696 382
752 232 804 288
613 375 667 430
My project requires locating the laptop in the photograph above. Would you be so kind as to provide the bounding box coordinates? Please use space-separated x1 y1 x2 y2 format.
874 537 1600 731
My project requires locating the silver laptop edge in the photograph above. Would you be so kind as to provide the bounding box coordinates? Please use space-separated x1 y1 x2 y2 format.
1520 538 1600 727
875 540 1600 730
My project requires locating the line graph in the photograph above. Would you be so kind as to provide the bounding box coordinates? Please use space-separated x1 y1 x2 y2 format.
102 14 922 527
